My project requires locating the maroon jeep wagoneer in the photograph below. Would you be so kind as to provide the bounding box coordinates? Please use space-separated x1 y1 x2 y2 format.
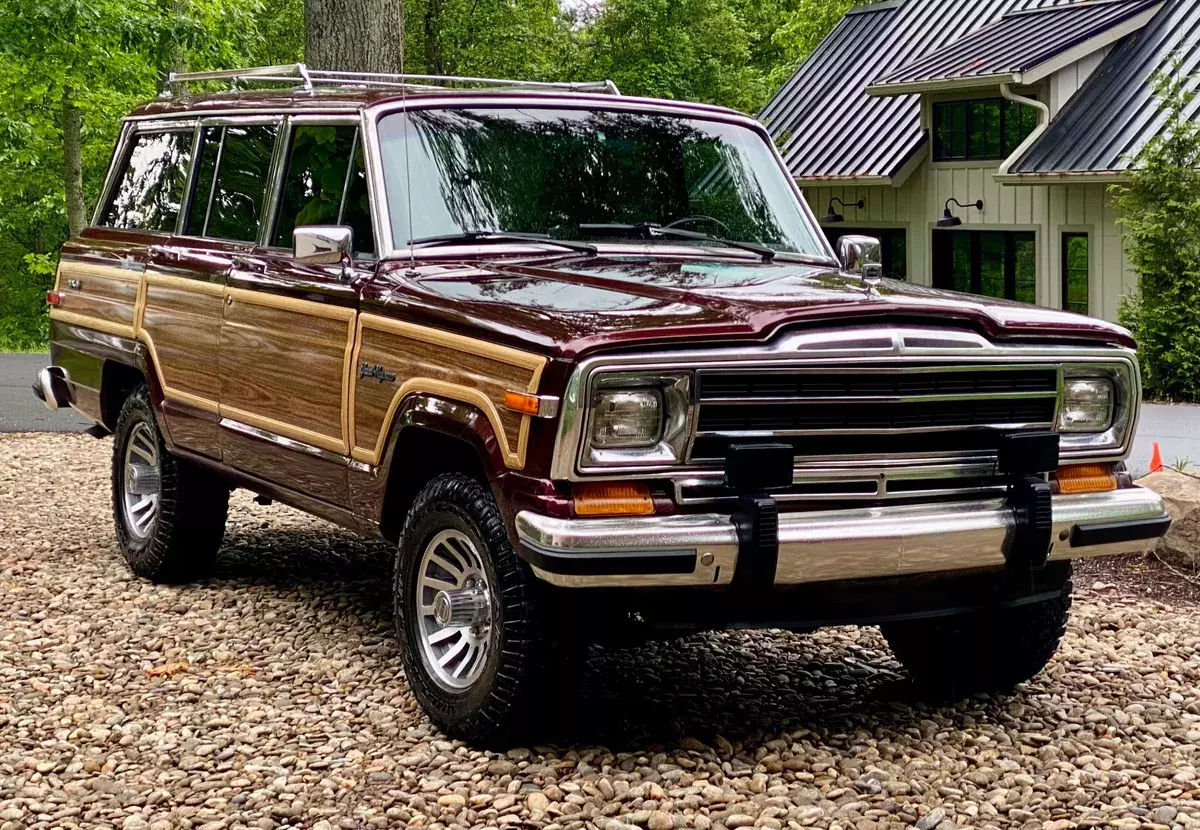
36 64 1169 741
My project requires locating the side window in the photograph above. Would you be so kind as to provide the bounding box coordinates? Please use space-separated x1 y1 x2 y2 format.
100 130 193 232
273 123 375 255
343 140 376 255
184 126 221 237
186 123 278 242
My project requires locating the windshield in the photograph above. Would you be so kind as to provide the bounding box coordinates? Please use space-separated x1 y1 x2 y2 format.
376 107 829 258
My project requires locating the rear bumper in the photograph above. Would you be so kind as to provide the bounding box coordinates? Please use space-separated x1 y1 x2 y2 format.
515 486 1169 588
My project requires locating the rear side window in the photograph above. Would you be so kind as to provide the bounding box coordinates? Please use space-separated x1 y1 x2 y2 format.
100 130 193 232
186 123 279 242
273 124 375 255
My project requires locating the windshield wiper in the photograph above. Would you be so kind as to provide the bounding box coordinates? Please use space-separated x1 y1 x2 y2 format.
579 222 776 262
408 230 597 257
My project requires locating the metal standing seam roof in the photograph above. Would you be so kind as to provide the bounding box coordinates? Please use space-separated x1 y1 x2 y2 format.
869 0 1162 92
759 0 1096 181
1011 0 1200 175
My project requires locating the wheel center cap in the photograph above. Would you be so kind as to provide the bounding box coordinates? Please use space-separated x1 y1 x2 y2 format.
432 584 490 628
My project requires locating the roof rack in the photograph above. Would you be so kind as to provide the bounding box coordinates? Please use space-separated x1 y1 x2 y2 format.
165 63 621 96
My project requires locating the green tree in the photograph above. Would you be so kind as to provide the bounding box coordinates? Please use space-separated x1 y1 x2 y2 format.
1114 64 1200 401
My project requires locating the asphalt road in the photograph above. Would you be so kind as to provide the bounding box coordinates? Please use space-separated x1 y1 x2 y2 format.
1 353 1197 475
0 353 92 433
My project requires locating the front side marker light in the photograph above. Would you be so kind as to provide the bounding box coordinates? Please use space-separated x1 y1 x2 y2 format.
1059 377 1114 433
573 482 655 516
503 391 560 419
1055 464 1118 495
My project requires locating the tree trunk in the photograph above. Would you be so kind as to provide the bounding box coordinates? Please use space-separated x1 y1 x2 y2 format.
306 0 406 73
61 90 87 238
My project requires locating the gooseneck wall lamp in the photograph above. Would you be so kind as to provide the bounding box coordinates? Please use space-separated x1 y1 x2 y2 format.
823 197 865 224
938 197 984 228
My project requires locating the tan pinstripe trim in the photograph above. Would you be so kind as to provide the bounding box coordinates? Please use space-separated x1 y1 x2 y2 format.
221 404 348 454
351 314 548 469
58 261 144 283
50 308 137 339
145 271 225 296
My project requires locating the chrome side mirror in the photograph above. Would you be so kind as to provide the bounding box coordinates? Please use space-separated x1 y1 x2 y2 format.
837 234 884 288
294 225 354 266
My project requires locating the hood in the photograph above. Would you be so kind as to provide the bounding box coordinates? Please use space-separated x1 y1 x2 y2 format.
369 256 1135 358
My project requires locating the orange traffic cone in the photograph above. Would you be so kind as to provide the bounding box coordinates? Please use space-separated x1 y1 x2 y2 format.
1150 442 1164 473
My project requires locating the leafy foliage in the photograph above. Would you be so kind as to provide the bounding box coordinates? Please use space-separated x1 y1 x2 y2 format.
1114 64 1200 402
0 0 857 350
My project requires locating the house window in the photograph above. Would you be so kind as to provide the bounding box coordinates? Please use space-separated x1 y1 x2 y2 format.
933 99 1039 162
933 230 1036 303
1062 233 1089 315
824 228 907 280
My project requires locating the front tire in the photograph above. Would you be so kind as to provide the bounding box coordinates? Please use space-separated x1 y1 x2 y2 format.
112 385 229 583
394 473 570 742
882 574 1072 698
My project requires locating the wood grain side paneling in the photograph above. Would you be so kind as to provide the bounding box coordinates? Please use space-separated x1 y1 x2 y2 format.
220 289 355 454
52 262 142 335
350 316 546 469
139 273 224 414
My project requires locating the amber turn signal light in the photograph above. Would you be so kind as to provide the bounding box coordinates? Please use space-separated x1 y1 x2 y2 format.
504 391 541 416
573 482 655 517
1055 464 1118 495
45 291 61 306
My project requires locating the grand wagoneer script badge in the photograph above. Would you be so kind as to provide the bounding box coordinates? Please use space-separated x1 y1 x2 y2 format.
359 363 397 383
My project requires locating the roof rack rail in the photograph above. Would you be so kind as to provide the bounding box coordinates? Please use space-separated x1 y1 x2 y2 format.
165 63 621 96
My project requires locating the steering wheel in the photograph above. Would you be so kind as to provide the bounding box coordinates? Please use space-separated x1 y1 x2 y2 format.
663 215 733 235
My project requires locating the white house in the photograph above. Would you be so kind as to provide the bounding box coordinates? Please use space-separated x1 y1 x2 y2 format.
760 0 1200 322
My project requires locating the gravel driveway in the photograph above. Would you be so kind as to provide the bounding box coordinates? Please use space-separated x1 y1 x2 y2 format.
2 433 1199 830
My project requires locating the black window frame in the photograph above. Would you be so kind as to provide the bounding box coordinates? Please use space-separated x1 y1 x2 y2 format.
97 126 196 233
933 98 1040 162
179 117 284 245
933 229 1037 303
269 118 376 257
1061 232 1090 315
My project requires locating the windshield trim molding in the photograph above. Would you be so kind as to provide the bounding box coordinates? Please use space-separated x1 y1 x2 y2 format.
362 97 839 263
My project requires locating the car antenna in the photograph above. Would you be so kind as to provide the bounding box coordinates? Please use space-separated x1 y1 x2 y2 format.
400 13 418 279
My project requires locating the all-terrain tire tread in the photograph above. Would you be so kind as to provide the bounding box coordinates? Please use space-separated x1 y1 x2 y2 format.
112 385 228 583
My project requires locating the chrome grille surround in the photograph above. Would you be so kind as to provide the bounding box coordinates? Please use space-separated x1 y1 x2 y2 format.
550 326 1141 502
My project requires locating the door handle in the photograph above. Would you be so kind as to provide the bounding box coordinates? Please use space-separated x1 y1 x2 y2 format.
149 244 185 264
230 255 266 274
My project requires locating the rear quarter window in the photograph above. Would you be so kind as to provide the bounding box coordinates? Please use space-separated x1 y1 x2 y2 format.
100 129 194 232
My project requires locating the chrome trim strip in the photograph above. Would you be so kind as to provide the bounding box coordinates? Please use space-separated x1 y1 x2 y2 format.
692 421 1055 440
516 487 1167 589
220 417 352 466
698 391 1058 405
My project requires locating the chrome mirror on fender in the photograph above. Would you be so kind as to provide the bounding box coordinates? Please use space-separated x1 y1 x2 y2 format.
294 226 354 266
837 234 884 288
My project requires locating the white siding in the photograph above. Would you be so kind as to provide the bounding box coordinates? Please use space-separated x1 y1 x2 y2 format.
802 166 1133 323
1048 48 1111 116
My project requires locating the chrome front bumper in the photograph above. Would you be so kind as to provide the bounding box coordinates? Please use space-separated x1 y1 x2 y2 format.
515 487 1169 588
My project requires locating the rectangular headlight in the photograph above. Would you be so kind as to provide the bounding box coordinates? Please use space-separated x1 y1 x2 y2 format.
1059 377 1114 433
582 372 692 468
591 389 663 448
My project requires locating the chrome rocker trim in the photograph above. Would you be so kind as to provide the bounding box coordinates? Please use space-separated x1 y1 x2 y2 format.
515 487 1168 588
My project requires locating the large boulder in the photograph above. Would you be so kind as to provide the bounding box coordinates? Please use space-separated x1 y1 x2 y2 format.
1135 470 1200 567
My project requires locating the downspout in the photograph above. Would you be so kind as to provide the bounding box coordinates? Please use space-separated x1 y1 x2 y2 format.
998 82 1052 177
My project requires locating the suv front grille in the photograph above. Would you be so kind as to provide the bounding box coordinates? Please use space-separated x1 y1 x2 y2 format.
689 364 1059 463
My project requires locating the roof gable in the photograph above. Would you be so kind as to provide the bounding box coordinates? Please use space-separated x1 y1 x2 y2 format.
1010 0 1200 176
869 0 1162 95
759 0 1168 182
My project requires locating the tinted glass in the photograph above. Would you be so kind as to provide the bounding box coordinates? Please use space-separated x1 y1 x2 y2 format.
934 98 1037 162
273 125 356 247
1063 233 1089 314
342 141 375 254
206 124 278 242
379 108 826 257
1015 235 1036 304
101 130 193 231
184 126 221 237
979 232 1005 299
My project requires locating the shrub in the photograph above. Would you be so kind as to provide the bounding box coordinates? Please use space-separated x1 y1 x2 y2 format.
1113 65 1200 401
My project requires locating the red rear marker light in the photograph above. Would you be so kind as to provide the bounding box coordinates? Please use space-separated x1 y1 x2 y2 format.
46 292 62 306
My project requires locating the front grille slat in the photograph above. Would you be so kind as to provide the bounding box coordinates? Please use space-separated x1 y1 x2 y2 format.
691 365 1059 464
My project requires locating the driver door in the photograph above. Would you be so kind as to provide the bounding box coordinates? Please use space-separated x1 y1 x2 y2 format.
215 118 377 505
